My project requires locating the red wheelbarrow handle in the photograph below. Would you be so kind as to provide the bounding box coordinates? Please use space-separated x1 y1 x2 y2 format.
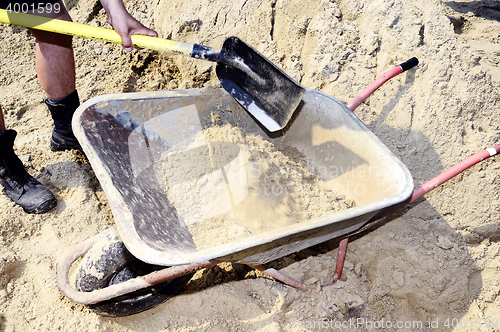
347 57 419 111
410 145 500 202
333 144 500 283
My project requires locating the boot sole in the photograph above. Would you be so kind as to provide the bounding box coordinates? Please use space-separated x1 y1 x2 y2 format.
50 139 82 152
23 195 58 214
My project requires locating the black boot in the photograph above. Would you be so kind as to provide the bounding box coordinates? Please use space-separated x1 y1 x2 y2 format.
45 89 81 151
0 129 57 214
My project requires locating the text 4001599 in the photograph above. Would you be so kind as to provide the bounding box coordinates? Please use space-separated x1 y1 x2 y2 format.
5 2 61 14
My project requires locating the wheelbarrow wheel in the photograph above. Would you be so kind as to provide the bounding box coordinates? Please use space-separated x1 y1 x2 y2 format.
75 227 193 317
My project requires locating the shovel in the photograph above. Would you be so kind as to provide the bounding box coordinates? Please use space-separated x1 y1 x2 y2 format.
0 9 304 132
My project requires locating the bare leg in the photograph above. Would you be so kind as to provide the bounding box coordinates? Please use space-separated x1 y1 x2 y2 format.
28 2 75 99
26 2 80 151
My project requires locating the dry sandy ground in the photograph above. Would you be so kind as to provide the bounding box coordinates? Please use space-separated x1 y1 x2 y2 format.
1 0 500 331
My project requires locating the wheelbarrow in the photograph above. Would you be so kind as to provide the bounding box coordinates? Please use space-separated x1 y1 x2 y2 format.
56 58 499 317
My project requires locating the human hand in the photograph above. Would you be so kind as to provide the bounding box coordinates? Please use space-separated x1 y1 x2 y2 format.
100 0 158 52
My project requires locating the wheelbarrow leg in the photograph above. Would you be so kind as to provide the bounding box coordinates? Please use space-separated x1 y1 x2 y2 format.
249 237 349 289
248 264 308 292
333 237 349 284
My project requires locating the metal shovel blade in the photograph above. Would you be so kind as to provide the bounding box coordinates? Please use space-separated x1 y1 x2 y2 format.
215 37 305 132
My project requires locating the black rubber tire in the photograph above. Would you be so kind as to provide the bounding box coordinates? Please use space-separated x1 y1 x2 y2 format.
75 228 193 317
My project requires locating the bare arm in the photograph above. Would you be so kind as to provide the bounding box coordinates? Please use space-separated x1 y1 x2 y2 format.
99 0 158 52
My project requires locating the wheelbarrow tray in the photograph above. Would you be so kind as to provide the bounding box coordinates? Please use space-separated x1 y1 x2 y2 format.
72 87 413 266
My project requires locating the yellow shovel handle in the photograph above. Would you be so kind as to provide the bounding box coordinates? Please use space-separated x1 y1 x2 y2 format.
0 9 194 56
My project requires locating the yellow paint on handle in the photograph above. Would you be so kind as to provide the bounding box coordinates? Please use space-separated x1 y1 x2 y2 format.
0 9 193 55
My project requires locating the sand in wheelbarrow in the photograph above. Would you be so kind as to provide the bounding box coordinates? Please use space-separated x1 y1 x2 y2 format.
161 123 356 250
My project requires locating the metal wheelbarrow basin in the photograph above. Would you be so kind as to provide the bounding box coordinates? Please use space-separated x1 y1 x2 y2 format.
73 87 413 266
